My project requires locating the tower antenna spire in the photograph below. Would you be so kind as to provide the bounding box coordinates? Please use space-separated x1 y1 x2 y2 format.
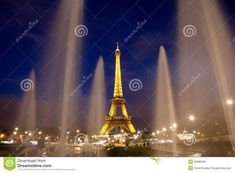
116 42 119 49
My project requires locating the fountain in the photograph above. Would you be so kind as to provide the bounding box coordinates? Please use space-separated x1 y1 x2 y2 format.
17 69 36 130
155 46 177 155
57 0 84 156
37 0 85 156
87 57 106 134
177 0 235 152
201 0 235 152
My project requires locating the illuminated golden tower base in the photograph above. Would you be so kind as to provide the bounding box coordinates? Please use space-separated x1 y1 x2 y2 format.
100 43 136 135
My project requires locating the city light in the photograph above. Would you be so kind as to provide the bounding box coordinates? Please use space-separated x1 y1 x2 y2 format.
189 115 195 121
162 127 167 132
15 127 19 131
38 131 42 135
226 99 233 105
172 123 177 128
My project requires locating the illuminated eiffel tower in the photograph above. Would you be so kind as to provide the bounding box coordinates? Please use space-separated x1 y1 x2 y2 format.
100 43 136 135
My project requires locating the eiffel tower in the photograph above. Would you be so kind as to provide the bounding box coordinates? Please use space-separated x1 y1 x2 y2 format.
100 43 136 135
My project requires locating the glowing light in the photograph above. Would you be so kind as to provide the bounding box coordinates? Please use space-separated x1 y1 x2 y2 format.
66 131 70 135
193 130 196 134
76 129 80 133
13 131 17 135
189 115 195 121
172 123 177 128
162 127 167 132
0 134 5 138
152 132 155 136
38 131 42 135
156 130 160 134
30 141 38 145
15 127 19 131
24 131 28 134
226 99 233 105
29 132 32 136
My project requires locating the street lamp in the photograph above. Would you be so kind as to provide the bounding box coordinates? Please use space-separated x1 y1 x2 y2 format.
162 127 167 132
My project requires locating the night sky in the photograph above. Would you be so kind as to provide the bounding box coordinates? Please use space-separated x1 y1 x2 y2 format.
0 0 235 131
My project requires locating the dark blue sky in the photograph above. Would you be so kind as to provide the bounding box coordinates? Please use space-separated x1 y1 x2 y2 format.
0 0 235 130
0 0 178 96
